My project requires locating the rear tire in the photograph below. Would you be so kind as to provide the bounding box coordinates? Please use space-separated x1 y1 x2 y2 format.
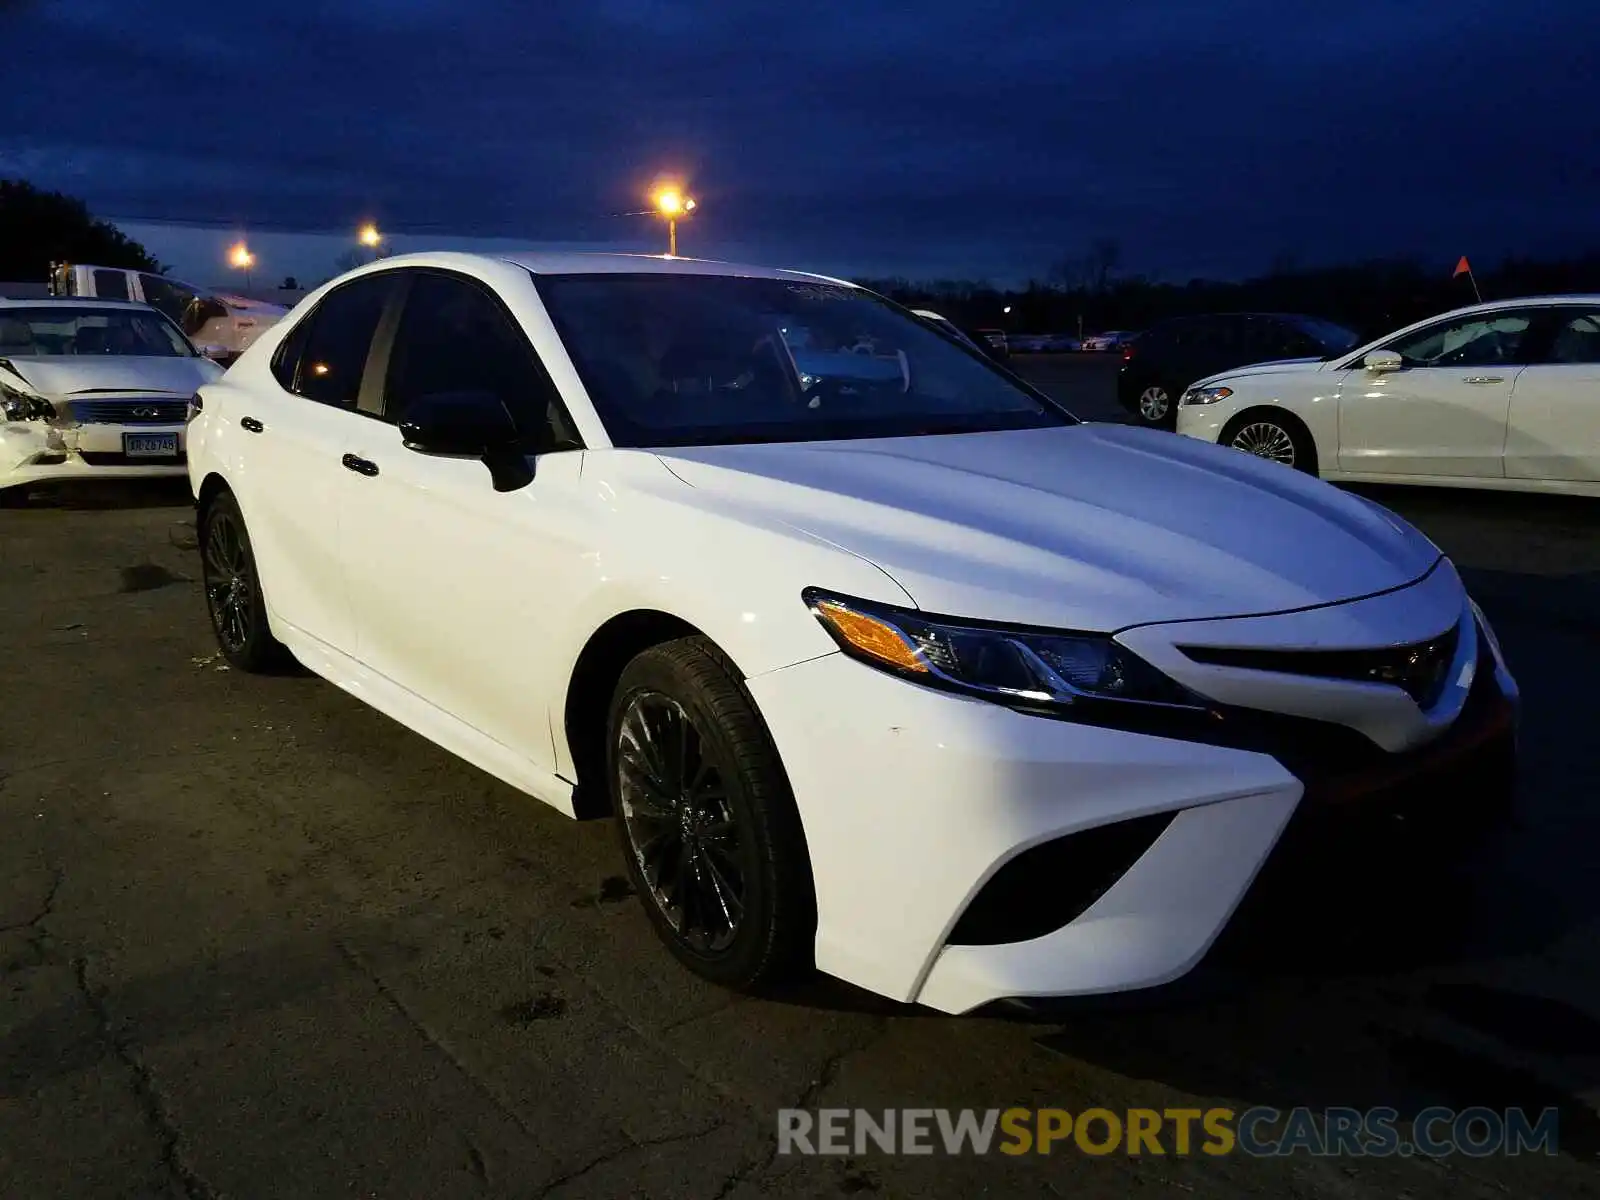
1133 384 1175 428
607 636 815 990
199 489 287 672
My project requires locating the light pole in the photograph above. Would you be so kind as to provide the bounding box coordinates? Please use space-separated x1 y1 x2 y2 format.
652 188 696 256
228 241 255 292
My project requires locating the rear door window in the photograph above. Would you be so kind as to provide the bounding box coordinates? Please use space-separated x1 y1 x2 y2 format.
289 274 396 407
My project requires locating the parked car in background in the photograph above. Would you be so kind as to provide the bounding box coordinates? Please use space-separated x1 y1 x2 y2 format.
186 251 1516 1013
910 309 995 358
1117 313 1360 428
49 262 287 361
1080 330 1133 353
974 328 1009 355
1176 296 1600 494
0 298 223 502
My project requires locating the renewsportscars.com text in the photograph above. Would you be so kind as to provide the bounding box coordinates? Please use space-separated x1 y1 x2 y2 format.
777 1106 1560 1158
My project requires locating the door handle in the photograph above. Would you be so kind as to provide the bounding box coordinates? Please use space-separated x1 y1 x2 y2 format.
341 453 379 477
240 416 264 432
1463 376 1504 385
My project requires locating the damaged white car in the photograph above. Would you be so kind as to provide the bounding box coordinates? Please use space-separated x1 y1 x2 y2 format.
0 298 223 503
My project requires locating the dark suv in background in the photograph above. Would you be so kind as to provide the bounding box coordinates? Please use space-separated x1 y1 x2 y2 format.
1117 312 1360 428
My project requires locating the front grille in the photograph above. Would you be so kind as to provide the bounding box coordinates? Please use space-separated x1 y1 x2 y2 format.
68 398 189 425
1178 622 1461 709
78 451 187 466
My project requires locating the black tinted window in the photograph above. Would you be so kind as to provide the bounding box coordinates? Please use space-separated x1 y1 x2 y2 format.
92 270 129 300
296 276 392 406
537 273 1068 448
384 272 570 445
1546 309 1600 365
140 274 198 326
271 310 313 391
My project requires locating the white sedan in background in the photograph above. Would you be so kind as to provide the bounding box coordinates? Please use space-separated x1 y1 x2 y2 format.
1 298 223 503
186 252 1518 1013
1176 296 1600 495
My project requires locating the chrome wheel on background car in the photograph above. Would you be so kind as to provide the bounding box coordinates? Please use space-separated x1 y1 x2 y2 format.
1230 420 1299 466
1137 386 1171 424
616 690 746 954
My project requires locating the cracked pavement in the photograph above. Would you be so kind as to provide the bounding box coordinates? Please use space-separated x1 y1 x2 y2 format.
2 360 1599 1197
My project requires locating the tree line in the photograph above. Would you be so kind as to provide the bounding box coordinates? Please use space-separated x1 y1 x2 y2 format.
5 178 1596 338
860 251 1600 341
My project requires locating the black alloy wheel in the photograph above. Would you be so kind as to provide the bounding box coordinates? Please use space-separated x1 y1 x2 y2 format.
607 637 814 988
616 690 746 954
199 490 285 671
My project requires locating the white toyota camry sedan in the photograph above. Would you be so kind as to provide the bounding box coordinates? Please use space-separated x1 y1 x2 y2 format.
185 252 1520 1013
1 298 223 502
1175 295 1600 495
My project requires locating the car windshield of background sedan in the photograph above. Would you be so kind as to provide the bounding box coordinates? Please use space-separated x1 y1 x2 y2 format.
0 307 195 358
535 273 1074 447
1294 316 1362 357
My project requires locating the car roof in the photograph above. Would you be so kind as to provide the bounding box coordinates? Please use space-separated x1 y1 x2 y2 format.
0 296 156 311
330 249 856 287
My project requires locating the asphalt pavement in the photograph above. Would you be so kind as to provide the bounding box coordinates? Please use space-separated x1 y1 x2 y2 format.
3 356 1599 1198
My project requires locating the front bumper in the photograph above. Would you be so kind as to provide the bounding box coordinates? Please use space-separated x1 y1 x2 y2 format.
1 421 188 490
747 571 1516 1015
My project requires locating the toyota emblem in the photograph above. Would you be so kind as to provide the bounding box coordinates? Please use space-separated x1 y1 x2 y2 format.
131 406 161 419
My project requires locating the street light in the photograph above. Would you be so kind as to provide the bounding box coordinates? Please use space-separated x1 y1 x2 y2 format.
358 223 381 251
228 241 255 291
652 188 696 256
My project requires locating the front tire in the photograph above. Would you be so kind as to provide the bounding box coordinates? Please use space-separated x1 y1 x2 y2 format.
607 637 814 990
199 489 286 672
1223 412 1317 474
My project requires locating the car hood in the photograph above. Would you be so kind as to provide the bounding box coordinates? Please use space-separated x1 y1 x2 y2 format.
654 423 1442 630
1193 356 1332 387
0 355 223 398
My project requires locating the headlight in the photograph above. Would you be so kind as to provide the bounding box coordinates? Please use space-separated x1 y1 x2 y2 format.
0 380 52 422
1181 386 1233 405
803 588 1205 712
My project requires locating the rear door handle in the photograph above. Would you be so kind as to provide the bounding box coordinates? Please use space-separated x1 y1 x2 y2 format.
342 453 379 477
1463 376 1504 385
240 416 264 432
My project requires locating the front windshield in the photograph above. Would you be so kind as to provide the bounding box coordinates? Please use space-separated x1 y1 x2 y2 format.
0 306 195 358
535 273 1073 447
1294 316 1361 356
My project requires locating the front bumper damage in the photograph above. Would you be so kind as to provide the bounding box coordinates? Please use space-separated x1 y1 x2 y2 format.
2 410 188 492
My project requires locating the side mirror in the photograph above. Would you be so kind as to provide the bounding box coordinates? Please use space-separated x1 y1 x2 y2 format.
199 344 231 362
1363 349 1403 373
398 390 534 492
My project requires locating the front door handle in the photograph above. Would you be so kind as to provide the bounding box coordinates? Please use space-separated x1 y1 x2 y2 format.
341 453 379 477
1463 376 1504 385
240 416 264 433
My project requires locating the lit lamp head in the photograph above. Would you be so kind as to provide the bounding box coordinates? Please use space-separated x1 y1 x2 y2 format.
358 223 381 248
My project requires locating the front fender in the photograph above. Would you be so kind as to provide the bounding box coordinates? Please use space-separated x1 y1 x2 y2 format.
542 450 916 777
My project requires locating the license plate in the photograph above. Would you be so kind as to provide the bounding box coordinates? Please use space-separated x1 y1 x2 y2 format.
124 432 179 458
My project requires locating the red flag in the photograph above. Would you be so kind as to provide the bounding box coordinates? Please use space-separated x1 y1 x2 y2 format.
1453 255 1472 278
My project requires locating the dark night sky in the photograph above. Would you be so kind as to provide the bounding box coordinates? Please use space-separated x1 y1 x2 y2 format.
4 0 1598 284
